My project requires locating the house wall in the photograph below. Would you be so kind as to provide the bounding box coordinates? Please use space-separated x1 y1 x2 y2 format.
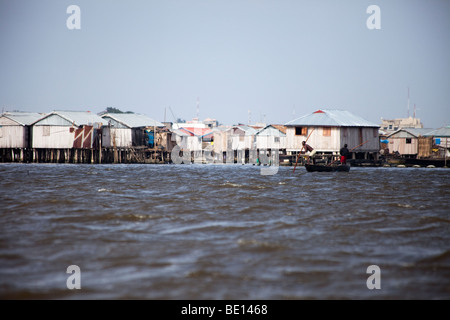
286 126 339 152
256 135 286 150
286 126 379 152
215 131 229 154
389 138 418 155
171 133 202 152
0 125 26 148
32 125 75 149
340 127 380 152
102 127 132 148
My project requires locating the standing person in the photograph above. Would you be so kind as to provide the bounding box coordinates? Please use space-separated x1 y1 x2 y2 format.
340 144 350 164
302 141 316 164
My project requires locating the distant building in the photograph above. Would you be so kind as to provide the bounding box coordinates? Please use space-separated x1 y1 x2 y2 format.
203 118 218 128
173 118 205 130
285 109 380 161
380 116 423 132
173 117 218 130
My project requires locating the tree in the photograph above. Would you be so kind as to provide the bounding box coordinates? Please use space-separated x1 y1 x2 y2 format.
106 107 134 114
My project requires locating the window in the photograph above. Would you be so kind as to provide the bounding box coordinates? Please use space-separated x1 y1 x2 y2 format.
43 126 50 136
295 127 307 136
343 128 348 137
274 137 280 143
373 128 378 137
406 138 412 144
239 135 244 142
389 125 393 130
323 127 331 136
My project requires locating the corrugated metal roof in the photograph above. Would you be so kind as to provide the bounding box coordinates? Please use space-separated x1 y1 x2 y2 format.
0 112 45 126
256 125 286 137
387 128 434 138
101 113 164 128
285 109 379 127
170 129 191 137
34 111 104 126
424 126 450 137
228 125 259 135
179 127 213 138
171 129 190 137
271 124 287 134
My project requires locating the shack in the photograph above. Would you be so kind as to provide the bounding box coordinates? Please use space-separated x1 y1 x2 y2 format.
386 128 433 158
252 124 286 166
255 125 286 150
31 111 104 162
285 109 380 164
0 112 45 162
100 113 164 148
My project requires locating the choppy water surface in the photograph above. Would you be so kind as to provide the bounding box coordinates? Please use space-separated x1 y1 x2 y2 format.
0 163 449 299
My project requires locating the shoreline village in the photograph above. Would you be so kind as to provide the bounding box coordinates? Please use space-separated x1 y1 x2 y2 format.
0 109 448 168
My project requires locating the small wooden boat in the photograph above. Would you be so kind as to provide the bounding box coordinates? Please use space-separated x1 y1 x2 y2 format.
305 164 350 172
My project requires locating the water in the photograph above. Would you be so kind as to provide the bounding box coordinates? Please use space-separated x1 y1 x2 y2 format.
0 163 449 299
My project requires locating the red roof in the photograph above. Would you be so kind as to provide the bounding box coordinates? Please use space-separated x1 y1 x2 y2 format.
179 127 213 138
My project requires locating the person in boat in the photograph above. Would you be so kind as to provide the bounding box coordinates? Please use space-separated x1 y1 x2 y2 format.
302 141 316 164
340 144 350 164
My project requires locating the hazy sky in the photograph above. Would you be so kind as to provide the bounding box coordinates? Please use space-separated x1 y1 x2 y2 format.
1 0 449 128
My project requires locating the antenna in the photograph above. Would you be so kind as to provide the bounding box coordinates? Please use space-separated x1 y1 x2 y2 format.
168 106 177 122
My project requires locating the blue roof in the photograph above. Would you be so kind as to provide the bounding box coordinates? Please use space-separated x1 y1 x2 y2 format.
285 109 379 127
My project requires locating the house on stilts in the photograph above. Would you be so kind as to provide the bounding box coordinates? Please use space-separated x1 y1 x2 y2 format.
31 110 105 163
285 109 380 165
0 112 45 162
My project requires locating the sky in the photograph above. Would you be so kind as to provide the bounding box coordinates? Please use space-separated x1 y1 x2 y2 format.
0 0 449 128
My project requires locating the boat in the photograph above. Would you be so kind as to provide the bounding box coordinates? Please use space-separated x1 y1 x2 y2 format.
305 164 350 172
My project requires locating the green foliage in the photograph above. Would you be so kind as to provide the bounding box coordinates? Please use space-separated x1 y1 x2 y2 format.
106 107 134 114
